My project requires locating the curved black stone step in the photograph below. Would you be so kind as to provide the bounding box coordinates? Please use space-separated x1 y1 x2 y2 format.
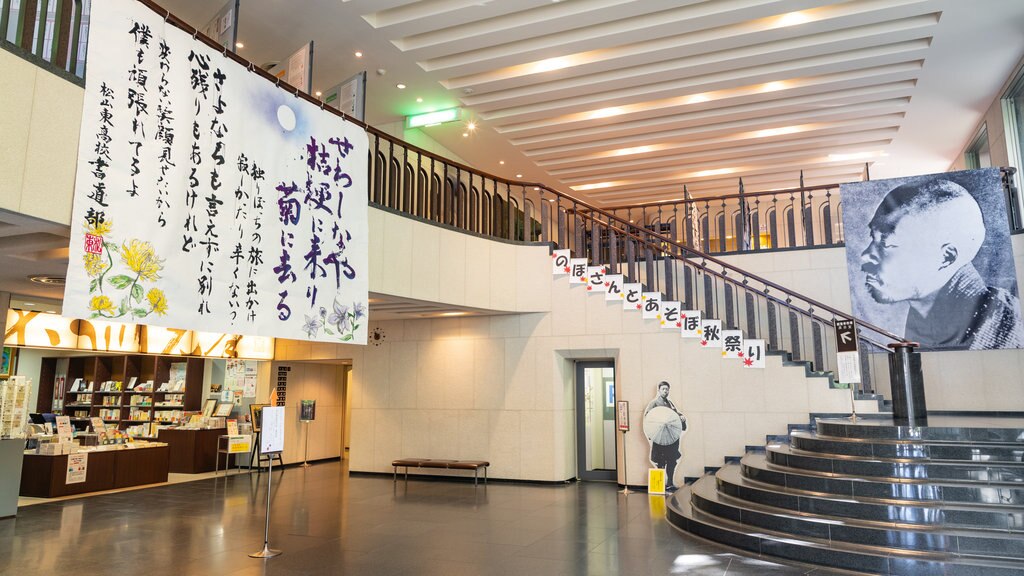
742 453 1024 506
667 482 1024 576
715 464 1024 532
817 419 1024 444
792 431 1024 463
767 444 1024 483
691 474 1024 559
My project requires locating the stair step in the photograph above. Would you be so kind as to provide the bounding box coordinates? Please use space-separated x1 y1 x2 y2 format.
792 430 1024 462
767 443 1024 483
742 453 1024 506
715 464 1024 532
669 484 1024 576
817 418 1024 444
689 474 1024 560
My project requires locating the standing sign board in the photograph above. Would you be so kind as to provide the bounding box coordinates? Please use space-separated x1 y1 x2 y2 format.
834 319 862 384
56 416 74 443
299 400 316 422
269 42 314 94
260 406 285 454
616 401 629 432
201 0 239 51
322 72 366 121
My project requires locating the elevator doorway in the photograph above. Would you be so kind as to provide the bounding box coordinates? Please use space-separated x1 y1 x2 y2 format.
575 361 617 481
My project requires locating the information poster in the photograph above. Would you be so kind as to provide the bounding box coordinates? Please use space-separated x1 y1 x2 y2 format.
260 406 285 453
228 435 251 453
66 453 88 484
299 399 316 421
56 416 74 442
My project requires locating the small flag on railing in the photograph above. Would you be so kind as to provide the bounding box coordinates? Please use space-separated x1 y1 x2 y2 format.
622 283 643 310
642 292 662 320
551 250 570 275
721 330 744 359
586 266 607 292
660 301 681 329
743 339 765 368
680 311 702 338
605 275 624 301
700 320 722 348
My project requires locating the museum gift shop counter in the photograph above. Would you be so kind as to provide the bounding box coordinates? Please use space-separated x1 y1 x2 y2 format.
20 442 169 498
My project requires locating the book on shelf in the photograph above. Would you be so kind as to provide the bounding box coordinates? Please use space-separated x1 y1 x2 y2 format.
127 376 138 390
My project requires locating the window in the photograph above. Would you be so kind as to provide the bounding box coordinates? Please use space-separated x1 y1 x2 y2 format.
1003 65 1024 200
964 123 990 169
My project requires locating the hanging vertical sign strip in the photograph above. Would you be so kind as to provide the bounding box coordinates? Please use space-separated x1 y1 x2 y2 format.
64 0 369 344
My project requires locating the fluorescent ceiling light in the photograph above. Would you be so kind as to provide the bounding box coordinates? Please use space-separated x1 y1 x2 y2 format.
407 108 461 128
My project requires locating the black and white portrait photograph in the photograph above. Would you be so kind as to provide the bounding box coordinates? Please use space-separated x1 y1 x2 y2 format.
840 168 1023 351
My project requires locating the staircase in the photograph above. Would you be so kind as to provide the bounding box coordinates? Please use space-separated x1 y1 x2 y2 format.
668 417 1024 575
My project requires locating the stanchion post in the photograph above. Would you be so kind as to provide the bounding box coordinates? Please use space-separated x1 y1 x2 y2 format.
249 456 281 558
619 430 632 495
300 421 311 468
250 405 285 559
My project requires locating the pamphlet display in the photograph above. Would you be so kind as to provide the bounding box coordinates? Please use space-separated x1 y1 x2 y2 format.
0 377 29 438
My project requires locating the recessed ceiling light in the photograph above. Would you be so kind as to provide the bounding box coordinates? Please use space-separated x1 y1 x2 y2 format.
416 97 423 103
22 302 35 306
516 174 523 178
354 51 363 58
396 83 406 89
499 160 505 165
462 132 468 137
467 122 476 130
235 42 244 49
315 91 322 97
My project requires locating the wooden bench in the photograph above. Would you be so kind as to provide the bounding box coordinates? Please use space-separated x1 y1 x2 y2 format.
391 458 490 486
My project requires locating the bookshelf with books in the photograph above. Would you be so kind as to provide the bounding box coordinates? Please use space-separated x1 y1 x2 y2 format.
39 355 204 430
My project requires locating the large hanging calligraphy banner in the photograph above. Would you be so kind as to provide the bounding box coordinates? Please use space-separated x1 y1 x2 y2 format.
64 0 369 344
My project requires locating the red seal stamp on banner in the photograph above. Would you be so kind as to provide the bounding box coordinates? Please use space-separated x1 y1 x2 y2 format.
84 233 103 254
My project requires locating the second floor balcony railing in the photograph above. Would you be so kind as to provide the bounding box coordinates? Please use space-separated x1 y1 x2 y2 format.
6 0 946 398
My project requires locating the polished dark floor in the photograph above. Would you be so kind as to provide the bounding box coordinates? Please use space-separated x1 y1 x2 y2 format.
0 462 849 576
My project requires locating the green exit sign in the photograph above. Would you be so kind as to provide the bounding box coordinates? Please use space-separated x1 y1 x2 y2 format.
407 108 461 128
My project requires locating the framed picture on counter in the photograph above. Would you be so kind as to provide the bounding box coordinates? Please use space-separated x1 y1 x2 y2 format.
213 402 233 417
249 403 269 432
202 398 217 418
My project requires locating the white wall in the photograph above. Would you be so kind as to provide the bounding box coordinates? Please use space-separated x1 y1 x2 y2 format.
275 215 877 485
0 49 80 225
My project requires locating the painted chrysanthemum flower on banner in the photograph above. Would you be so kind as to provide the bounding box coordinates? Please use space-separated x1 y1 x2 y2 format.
121 239 163 282
81 217 170 320
83 253 104 277
147 288 168 316
88 295 116 315
319 298 365 342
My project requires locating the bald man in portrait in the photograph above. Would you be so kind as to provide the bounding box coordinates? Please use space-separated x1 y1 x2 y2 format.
859 179 1023 349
